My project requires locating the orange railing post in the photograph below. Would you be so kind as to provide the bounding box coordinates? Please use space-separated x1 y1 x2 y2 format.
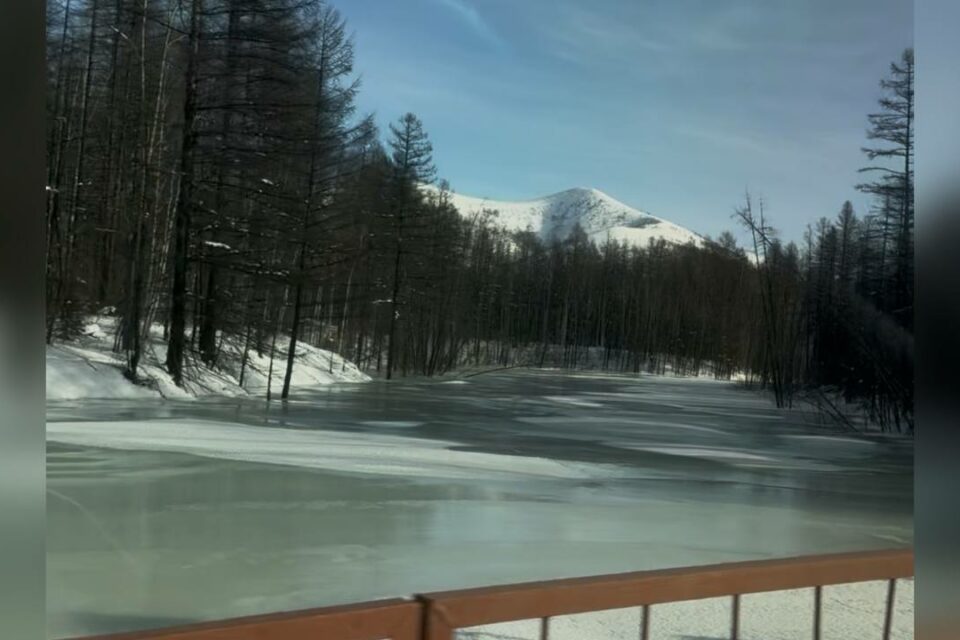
417 594 455 640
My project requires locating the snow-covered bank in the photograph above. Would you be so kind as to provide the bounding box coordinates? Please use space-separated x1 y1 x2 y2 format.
46 315 369 401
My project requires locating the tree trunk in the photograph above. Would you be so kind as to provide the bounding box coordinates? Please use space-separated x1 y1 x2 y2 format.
165 0 202 386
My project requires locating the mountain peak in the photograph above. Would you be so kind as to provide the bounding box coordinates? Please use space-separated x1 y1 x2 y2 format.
429 185 703 249
547 186 608 200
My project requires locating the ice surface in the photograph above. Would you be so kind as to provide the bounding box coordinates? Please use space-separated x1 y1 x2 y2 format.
46 370 913 639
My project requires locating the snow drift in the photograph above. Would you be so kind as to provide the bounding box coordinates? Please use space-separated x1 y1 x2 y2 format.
46 316 369 401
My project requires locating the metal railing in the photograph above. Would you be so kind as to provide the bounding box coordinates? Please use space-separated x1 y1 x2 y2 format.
417 548 913 640
72 548 913 640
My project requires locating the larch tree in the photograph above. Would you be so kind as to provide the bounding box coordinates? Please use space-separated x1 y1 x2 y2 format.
280 3 360 400
384 112 435 380
165 0 203 387
857 48 914 329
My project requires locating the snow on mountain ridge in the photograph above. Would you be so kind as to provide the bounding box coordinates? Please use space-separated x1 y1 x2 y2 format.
425 185 704 248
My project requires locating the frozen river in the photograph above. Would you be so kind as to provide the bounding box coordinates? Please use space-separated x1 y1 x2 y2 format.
46 370 913 638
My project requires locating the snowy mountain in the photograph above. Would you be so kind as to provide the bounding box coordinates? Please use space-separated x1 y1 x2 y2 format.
426 186 703 248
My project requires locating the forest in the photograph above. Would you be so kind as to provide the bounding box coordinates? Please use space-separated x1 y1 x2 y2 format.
44 0 914 432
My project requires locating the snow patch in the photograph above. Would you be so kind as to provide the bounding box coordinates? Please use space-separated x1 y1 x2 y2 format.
46 346 157 401
46 315 369 402
360 421 424 428
782 434 876 446
46 420 627 481
543 395 604 408
634 445 775 463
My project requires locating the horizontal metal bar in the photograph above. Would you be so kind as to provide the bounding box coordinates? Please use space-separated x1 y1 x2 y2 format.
72 598 422 640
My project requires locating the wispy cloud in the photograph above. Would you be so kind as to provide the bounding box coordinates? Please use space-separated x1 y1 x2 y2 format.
543 5 668 66
673 124 772 156
538 2 810 67
429 0 506 51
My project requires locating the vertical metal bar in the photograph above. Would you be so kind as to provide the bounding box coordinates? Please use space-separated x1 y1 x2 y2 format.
882 579 896 640
813 585 822 640
419 596 455 640
731 594 740 640
640 604 650 640
539 616 551 640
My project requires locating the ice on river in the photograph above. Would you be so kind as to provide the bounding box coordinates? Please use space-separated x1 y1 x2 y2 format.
46 370 912 639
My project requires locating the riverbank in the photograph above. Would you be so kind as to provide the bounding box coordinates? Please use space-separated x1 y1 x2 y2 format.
45 315 369 401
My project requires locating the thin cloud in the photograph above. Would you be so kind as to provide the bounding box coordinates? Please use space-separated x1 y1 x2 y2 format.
673 124 772 156
430 0 507 51
538 2 804 66
544 5 669 65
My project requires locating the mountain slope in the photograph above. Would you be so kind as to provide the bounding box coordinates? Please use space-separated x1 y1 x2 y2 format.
429 186 703 248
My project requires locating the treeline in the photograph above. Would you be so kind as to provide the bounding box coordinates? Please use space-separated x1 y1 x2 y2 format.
737 49 914 431
44 0 412 398
43 0 912 430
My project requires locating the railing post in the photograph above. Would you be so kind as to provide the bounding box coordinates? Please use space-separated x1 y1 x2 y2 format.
882 579 897 640
813 585 822 640
640 604 650 640
731 594 740 640
540 616 551 640
418 595 455 640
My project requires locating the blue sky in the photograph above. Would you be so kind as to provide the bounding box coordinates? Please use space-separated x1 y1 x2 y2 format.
335 0 912 243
